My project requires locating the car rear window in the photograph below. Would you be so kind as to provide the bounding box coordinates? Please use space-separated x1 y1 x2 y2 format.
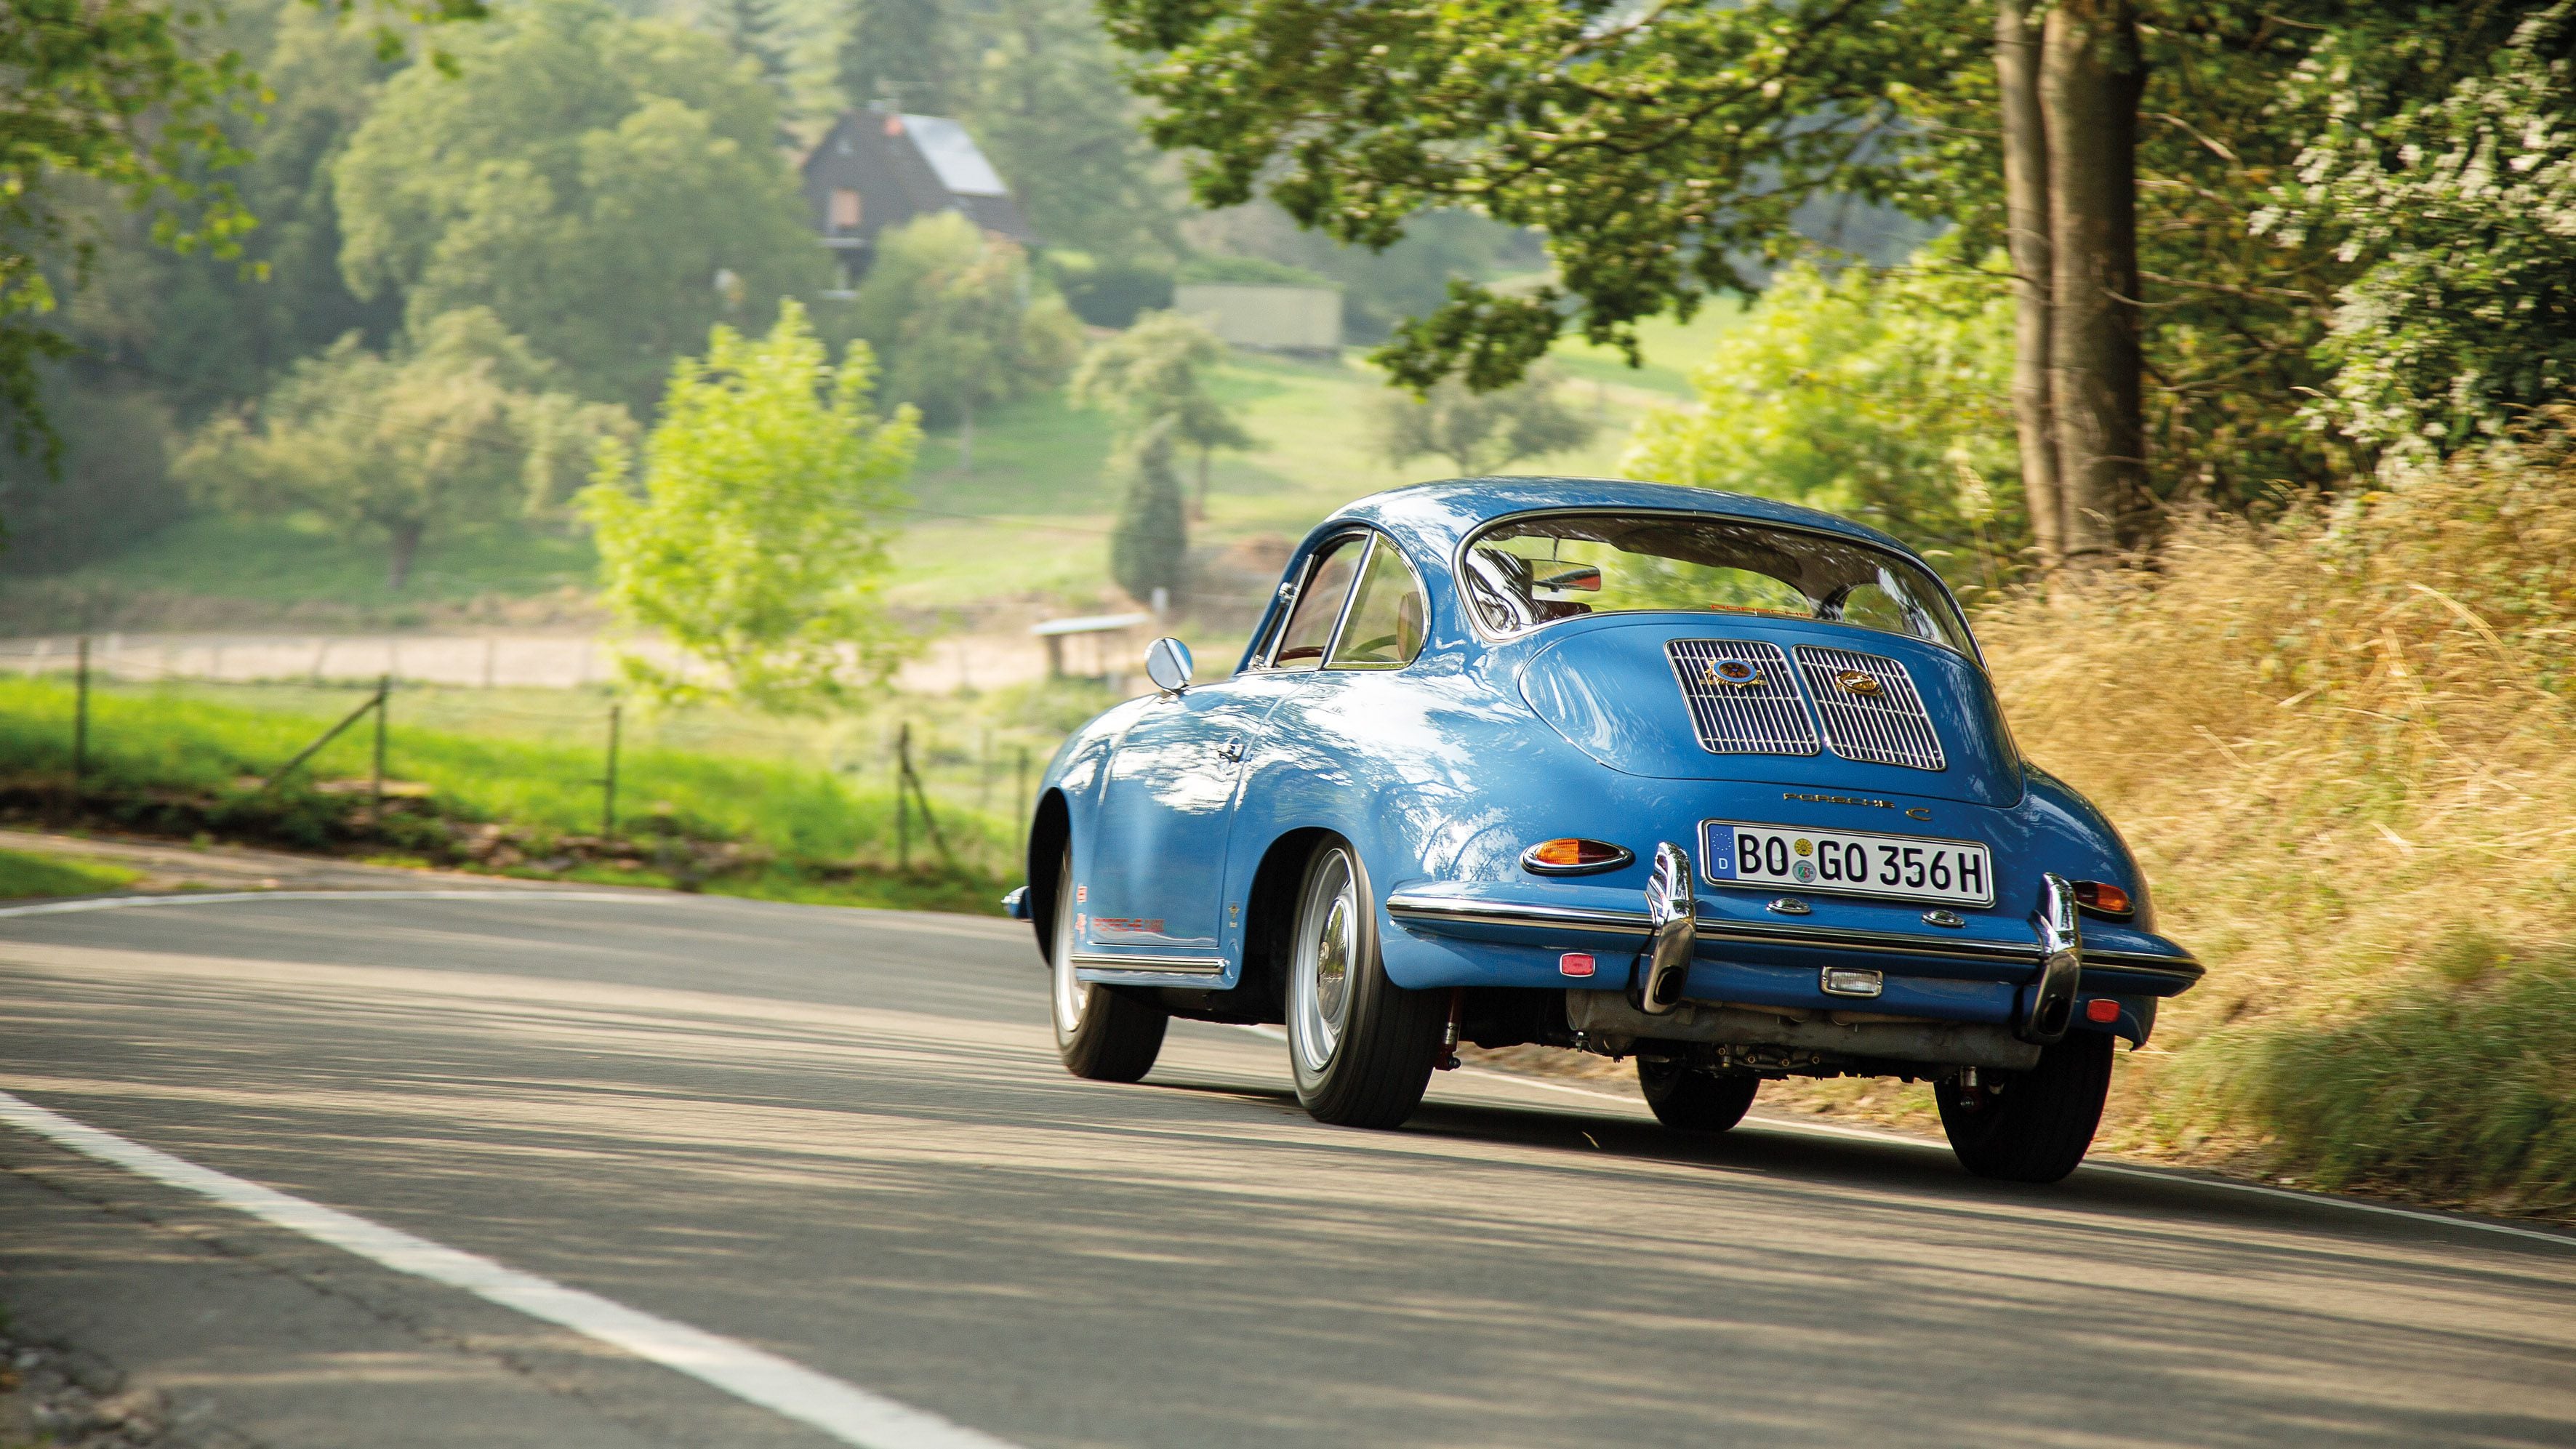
1462 512 1975 657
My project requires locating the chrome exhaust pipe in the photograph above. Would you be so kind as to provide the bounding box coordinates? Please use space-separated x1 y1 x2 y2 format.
2017 872 2083 1044
1634 842 1697 1015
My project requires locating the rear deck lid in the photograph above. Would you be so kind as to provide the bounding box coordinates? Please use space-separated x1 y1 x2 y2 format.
1517 615 2024 806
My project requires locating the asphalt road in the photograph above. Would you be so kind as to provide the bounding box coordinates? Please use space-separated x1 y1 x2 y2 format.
2 891 2572 1448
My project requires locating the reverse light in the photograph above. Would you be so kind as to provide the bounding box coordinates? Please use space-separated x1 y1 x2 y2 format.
1521 838 1634 875
2083 998 2122 1025
2072 880 2134 919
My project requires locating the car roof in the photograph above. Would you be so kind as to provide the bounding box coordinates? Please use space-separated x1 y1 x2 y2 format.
1323 476 1927 565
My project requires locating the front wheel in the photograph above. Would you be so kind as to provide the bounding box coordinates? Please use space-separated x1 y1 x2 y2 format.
1935 1030 2114 1183
1637 1058 1760 1133
1050 848 1166 1082
1285 838 1446 1128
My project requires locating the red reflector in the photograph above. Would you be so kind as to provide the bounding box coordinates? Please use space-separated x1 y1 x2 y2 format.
2084 998 2120 1024
2072 880 2132 916
1559 952 1597 978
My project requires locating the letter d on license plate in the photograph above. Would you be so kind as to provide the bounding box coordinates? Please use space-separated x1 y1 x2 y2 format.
1700 820 1995 907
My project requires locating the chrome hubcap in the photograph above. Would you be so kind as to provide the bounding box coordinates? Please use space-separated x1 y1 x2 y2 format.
1051 857 1088 1038
1291 850 1357 1073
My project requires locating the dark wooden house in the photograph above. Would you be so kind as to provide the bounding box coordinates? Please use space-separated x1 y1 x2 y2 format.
801 106 1038 290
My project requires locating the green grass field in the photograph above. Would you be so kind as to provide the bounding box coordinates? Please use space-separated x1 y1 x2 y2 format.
0 846 142 899
0 676 1075 912
23 321 1731 621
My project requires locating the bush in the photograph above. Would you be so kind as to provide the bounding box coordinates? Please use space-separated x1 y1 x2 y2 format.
2227 947 2576 1212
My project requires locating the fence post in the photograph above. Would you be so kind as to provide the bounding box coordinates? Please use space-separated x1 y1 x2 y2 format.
601 703 622 838
372 675 389 819
72 635 89 786
895 722 912 871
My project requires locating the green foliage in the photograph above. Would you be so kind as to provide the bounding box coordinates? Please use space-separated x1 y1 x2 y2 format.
964 0 1181 267
1173 252 1331 288
1071 310 1251 510
1101 0 1981 389
1624 256 2023 582
1107 417 1187 605
2259 2 2576 462
332 0 828 409
851 213 1080 439
0 0 486 462
2223 947 2576 1212
836 0 958 112
179 308 624 590
1365 361 1594 478
0 373 181 574
583 300 920 714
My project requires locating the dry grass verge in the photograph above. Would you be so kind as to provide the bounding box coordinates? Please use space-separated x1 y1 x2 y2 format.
1981 435 2576 1216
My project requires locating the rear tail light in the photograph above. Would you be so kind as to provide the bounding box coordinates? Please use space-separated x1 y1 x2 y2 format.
2083 998 2122 1024
1521 838 1634 875
2072 880 2133 918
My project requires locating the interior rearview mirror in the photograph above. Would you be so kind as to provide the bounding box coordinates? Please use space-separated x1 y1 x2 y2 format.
1535 563 1603 593
1144 636 1193 695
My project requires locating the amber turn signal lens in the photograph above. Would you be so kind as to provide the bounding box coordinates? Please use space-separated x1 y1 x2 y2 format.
2072 880 2133 917
1521 838 1634 875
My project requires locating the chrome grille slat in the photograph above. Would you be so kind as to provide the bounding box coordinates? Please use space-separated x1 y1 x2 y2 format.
1666 640 1818 756
1794 645 1946 771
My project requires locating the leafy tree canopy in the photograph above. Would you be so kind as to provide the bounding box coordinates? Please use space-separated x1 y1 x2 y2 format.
851 212 1079 464
1365 361 1595 478
1070 310 1251 513
582 300 920 714
2258 1 2576 464
1624 254 2023 588
334 0 827 409
0 0 481 464
178 306 626 589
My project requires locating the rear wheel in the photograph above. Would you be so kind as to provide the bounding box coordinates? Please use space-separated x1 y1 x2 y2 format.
1050 849 1166 1082
1935 1031 2114 1183
1285 838 1446 1128
1637 1058 1760 1133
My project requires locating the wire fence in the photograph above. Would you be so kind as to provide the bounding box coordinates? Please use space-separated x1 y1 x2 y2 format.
17 635 1044 875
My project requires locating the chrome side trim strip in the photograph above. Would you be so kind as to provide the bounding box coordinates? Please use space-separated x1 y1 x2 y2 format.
1070 952 1226 977
1384 894 1655 936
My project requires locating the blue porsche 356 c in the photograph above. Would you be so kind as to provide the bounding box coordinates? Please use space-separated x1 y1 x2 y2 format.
1012 478 2202 1182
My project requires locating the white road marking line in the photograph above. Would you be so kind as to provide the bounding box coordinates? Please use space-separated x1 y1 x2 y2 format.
1224 1023 2576 1251
0 1091 1019 1449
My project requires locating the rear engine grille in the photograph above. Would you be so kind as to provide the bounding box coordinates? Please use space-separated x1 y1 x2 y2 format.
1794 645 1946 771
1666 640 1818 756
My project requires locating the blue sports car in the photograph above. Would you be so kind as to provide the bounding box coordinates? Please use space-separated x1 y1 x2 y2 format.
1009 478 2202 1182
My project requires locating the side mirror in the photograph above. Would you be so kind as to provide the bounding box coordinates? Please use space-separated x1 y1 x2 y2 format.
1144 636 1194 695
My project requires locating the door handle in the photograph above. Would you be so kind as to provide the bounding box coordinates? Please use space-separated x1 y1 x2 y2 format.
1215 739 1245 763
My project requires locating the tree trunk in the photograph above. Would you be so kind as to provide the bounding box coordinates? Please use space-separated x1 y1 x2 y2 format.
1194 443 1211 521
2042 0 2146 571
958 396 975 474
387 521 424 592
1996 0 2064 573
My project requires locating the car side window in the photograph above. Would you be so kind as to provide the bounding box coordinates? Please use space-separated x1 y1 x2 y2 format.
1267 535 1365 670
1327 538 1427 670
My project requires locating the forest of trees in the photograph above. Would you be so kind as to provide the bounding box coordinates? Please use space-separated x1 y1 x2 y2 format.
0 0 1529 582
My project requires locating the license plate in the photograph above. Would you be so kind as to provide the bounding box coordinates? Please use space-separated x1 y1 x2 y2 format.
1701 820 1994 907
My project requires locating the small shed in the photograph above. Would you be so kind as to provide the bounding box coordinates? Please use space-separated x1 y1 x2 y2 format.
802 107 1038 291
1175 284 1344 353
1032 611 1152 681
